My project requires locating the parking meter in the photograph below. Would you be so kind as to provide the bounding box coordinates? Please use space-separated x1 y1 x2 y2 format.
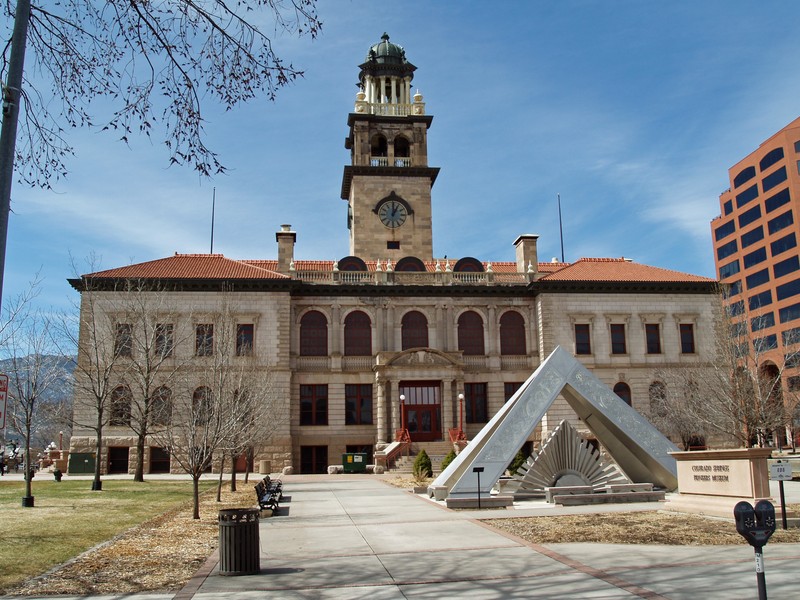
734 500 776 548
734 500 776 600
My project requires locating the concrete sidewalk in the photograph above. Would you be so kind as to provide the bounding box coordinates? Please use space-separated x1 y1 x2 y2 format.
179 477 799 599
4 477 800 599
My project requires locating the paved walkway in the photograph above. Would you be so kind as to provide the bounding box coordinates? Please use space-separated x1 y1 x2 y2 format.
4 477 800 599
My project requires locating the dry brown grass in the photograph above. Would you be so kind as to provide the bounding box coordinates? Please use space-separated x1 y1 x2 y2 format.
487 510 800 546
6 486 253 597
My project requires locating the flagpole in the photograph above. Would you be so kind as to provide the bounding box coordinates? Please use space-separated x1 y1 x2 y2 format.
558 193 565 262
210 187 216 254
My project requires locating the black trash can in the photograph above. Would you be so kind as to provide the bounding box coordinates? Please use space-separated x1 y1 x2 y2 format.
218 508 260 576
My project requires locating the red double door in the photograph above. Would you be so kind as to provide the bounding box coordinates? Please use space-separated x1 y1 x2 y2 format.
401 381 441 442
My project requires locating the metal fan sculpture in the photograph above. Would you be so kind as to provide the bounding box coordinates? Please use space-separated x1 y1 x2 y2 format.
513 419 630 496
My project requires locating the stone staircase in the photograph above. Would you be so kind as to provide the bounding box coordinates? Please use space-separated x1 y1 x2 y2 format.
388 441 457 475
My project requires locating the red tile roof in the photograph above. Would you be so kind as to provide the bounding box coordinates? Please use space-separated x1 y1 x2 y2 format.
85 254 288 280
540 258 713 283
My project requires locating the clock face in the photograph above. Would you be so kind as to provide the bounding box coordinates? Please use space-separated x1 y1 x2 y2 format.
378 199 407 228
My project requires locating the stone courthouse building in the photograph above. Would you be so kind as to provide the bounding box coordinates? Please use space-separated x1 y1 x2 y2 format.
68 34 717 475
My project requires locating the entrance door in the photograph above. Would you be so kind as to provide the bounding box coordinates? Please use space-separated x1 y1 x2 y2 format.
107 446 129 474
400 381 442 442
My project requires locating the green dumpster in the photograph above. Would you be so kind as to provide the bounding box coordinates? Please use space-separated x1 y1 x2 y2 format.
342 452 368 473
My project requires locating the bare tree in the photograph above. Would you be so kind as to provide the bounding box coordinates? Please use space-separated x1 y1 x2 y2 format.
2 291 64 506
656 292 800 448
61 257 131 491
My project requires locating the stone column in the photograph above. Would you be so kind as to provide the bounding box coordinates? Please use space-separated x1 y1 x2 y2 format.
390 379 400 439
331 303 341 355
487 305 497 356
442 378 454 437
390 77 397 104
376 376 388 446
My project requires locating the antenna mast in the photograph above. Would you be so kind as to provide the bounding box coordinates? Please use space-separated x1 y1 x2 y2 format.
210 187 216 254
557 193 565 262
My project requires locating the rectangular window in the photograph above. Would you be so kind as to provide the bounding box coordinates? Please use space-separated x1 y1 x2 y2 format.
717 239 738 260
786 353 800 368
728 300 745 317
749 290 773 310
780 302 800 324
645 324 661 354
155 323 174 358
195 324 214 356
768 210 794 235
115 323 133 357
719 260 741 279
731 321 748 338
782 327 800 346
741 227 764 249
762 165 788 193
465 382 488 424
725 280 742 297
754 334 778 353
724 200 733 215
679 324 695 354
788 376 800 392
765 188 790 213
236 323 254 356
387 241 400 250
746 268 770 289
574 324 591 355
504 382 523 402
751 313 775 331
345 384 373 425
714 220 736 241
771 233 797 257
735 184 759 208
300 384 328 426
774 255 800 279
738 205 762 228
776 278 800 301
610 323 627 354
743 247 767 269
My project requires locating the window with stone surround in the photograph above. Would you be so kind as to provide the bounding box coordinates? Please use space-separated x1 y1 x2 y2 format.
195 324 214 356
610 323 627 354
344 311 372 356
458 311 485 355
115 323 133 358
499 310 526 355
236 323 254 356
345 384 372 425
574 323 591 355
300 384 328 426
401 310 428 350
464 382 488 423
300 310 328 356
680 323 696 354
645 323 662 354
110 385 132 426
155 323 174 358
613 382 632 405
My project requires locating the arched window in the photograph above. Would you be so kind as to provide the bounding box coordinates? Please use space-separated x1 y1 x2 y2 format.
338 256 368 271
344 311 372 356
402 311 429 350
193 386 213 425
110 385 132 426
395 256 426 272
613 382 632 406
394 136 410 166
453 257 484 272
499 311 526 355
149 386 172 426
458 311 485 356
370 134 388 157
649 381 667 417
300 310 328 356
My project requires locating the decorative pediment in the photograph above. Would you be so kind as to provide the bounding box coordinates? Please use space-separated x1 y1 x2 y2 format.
386 348 458 367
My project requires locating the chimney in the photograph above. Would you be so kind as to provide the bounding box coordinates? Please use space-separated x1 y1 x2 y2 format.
276 224 296 274
514 234 539 274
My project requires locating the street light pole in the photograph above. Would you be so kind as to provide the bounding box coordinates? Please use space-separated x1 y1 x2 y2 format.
458 393 464 435
0 0 32 312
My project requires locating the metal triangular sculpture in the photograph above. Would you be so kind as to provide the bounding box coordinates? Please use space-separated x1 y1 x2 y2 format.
430 346 679 500
513 420 630 495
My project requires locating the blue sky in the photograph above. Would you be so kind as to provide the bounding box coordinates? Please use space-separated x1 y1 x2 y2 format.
6 1 800 310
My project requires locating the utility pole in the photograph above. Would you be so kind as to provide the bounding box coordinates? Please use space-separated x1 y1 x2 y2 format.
0 0 33 313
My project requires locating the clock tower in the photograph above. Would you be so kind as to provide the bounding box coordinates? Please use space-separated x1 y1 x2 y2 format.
341 34 439 262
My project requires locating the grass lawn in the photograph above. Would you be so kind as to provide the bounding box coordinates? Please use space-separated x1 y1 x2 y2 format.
0 479 214 592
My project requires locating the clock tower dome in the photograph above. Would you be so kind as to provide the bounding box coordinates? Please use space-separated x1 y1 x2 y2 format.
341 34 439 262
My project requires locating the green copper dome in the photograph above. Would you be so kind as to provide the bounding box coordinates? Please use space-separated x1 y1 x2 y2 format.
366 33 408 65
